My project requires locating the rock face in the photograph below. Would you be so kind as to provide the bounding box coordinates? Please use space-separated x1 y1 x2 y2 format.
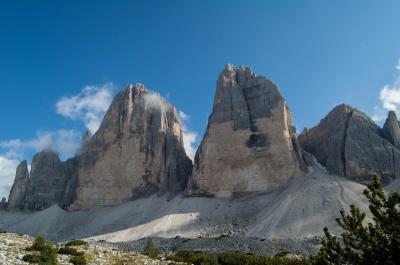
7 161 30 209
299 105 400 184
7 84 192 211
187 65 306 197
383 111 400 149
24 150 70 210
69 84 192 209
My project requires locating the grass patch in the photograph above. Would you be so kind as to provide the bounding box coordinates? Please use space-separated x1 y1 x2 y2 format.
58 246 83 256
70 255 87 265
65 239 88 247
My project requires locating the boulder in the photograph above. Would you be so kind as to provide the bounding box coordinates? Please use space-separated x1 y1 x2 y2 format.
187 64 306 197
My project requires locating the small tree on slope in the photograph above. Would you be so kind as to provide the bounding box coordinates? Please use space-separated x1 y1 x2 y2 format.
142 238 159 259
313 174 400 265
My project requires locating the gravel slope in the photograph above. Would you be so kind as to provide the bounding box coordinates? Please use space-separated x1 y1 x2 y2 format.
0 158 371 253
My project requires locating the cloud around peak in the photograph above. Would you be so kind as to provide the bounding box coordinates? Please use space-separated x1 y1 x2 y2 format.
178 110 198 161
56 83 115 134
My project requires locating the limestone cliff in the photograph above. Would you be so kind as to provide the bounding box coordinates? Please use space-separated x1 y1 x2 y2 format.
187 65 306 197
69 84 192 209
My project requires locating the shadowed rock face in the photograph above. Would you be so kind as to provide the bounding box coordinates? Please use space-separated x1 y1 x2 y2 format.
7 84 192 211
69 84 192 209
7 161 29 209
299 105 400 184
187 65 306 197
24 150 70 210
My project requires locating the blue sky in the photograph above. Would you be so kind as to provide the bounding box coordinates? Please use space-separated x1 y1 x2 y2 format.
1 0 400 198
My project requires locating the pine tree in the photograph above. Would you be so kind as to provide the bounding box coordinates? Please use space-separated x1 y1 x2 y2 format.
314 174 400 265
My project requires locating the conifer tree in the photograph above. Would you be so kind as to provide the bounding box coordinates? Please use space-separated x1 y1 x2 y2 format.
314 174 400 265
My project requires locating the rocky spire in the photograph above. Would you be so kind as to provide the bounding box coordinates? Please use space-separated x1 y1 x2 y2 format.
7 160 30 209
187 65 306 197
383 111 400 149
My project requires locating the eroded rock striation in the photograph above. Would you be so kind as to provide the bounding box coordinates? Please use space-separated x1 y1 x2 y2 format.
299 105 400 184
187 64 306 197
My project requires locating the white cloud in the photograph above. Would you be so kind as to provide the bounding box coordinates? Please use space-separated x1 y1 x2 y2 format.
379 81 400 112
373 61 400 123
0 156 19 200
143 91 172 114
0 130 80 161
178 110 198 161
56 83 114 134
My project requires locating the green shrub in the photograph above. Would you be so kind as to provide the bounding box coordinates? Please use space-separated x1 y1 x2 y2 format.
25 234 47 251
142 238 159 259
39 245 58 265
58 246 83 256
65 239 88 247
22 254 41 263
70 255 87 265
168 251 311 265
24 234 58 265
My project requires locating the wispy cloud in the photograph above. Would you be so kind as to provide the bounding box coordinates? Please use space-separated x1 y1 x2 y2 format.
0 130 81 161
143 90 172 114
372 60 400 123
178 110 198 161
0 156 19 200
56 83 115 134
